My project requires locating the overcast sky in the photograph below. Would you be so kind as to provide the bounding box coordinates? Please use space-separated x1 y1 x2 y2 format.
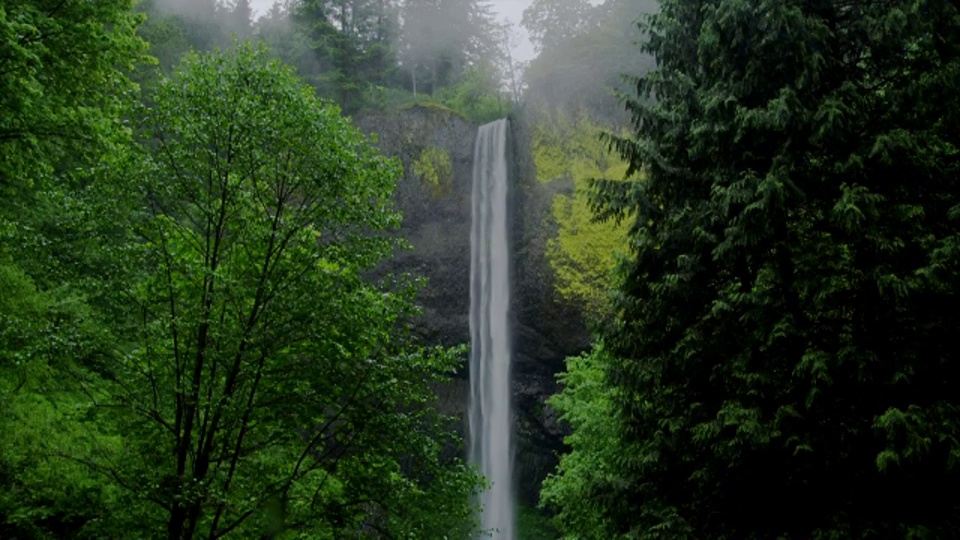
248 0 537 62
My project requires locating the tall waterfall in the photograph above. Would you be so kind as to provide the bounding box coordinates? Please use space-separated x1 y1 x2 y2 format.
468 119 515 539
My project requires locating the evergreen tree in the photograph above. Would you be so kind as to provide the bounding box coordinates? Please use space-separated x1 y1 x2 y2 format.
292 0 400 112
522 0 658 124
227 0 253 35
134 0 232 78
521 0 593 54
398 0 499 97
547 0 960 537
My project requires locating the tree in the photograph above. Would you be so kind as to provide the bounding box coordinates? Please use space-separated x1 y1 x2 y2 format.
0 259 126 538
495 22 525 102
546 0 960 537
539 344 623 539
292 0 400 112
0 0 146 194
398 0 499 97
522 0 657 124
69 44 478 538
0 2 146 532
434 60 507 122
0 4 147 530
0 23 480 534
521 0 593 54
225 0 253 36
255 1 318 78
135 0 242 78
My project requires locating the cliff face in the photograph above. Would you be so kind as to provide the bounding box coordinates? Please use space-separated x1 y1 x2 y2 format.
357 105 588 507
357 106 477 348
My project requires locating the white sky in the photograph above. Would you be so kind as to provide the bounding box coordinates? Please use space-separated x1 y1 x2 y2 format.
249 0 537 62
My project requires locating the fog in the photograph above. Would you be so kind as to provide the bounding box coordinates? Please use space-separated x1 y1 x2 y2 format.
248 0 538 61
144 0 658 124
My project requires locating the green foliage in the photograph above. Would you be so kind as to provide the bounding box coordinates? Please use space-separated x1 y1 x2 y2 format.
0 3 147 530
0 38 482 537
432 62 511 124
134 0 252 75
132 0 509 116
414 146 454 197
539 345 622 539
544 0 960 539
398 0 502 99
0 259 123 538
367 64 511 123
534 113 630 317
0 0 147 194
291 0 401 113
543 0 960 537
93 44 480 538
517 503 559 539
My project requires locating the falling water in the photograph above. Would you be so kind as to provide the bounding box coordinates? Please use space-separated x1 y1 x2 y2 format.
468 119 515 539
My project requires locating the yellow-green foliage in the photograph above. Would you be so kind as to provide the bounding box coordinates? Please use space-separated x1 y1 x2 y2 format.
413 146 454 198
533 113 632 317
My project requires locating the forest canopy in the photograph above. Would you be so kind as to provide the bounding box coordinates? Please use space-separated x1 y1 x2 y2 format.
129 0 515 120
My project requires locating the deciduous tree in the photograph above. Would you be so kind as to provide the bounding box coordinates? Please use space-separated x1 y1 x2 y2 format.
0 0 146 193
98 45 480 538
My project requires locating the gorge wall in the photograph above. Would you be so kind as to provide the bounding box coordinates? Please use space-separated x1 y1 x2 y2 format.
357 105 589 506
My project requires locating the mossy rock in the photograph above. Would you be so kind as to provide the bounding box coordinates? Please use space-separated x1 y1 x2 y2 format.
413 146 454 198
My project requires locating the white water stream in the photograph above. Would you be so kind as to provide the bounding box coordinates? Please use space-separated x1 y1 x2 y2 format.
468 119 515 539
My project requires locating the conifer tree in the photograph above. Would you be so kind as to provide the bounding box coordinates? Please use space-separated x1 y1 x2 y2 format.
548 0 960 537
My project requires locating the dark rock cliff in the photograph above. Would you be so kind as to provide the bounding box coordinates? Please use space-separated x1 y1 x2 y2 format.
357 105 477 348
356 105 589 507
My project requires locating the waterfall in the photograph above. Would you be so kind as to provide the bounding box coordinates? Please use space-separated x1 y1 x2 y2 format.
468 119 515 539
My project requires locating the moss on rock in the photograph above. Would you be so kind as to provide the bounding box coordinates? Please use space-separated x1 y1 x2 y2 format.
413 146 454 198
531 112 634 317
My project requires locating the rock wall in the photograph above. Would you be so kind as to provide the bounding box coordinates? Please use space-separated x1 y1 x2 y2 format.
357 105 477 348
356 105 588 507
509 109 590 505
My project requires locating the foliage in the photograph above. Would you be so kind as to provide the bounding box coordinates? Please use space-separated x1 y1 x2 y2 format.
0 255 124 538
432 62 511 123
98 44 479 538
414 146 455 197
534 113 629 318
131 0 511 116
0 3 146 530
0 0 147 194
0 39 482 537
398 0 501 98
539 345 622 539
544 0 960 537
252 0 506 115
134 0 247 81
374 67 510 124
516 503 559 539
291 0 400 112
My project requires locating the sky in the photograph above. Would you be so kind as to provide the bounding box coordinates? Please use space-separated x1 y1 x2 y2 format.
248 0 538 62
